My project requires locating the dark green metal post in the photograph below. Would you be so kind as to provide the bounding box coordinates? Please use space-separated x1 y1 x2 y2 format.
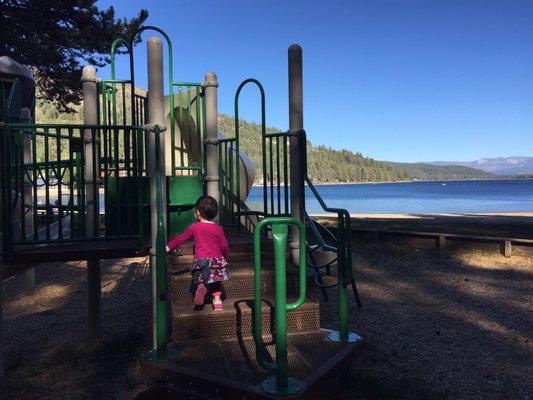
337 214 348 342
253 216 306 396
272 222 289 389
154 127 168 356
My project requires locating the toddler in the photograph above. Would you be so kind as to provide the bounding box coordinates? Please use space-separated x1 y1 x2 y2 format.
166 196 229 311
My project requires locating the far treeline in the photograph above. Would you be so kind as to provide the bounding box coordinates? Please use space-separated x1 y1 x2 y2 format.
218 115 495 183
36 97 495 183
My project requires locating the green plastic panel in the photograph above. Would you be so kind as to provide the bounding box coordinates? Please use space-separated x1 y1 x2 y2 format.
105 176 150 236
167 175 204 235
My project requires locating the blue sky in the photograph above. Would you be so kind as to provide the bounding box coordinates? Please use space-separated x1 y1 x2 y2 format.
97 0 533 162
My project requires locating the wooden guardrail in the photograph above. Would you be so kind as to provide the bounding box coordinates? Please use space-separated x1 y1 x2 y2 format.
349 227 533 257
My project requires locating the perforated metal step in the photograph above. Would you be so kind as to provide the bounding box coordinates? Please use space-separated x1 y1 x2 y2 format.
171 296 320 342
169 250 277 265
170 235 274 255
170 262 299 305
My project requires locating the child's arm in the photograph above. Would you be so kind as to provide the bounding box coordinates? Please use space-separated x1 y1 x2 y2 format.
167 225 194 252
219 229 229 259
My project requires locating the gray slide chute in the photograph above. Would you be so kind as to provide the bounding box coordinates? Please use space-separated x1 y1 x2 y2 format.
217 131 255 201
164 90 255 203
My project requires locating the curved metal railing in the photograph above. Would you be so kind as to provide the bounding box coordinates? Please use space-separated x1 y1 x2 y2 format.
295 127 361 343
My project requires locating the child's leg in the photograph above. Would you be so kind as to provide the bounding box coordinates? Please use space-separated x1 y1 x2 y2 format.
193 283 207 306
190 265 208 309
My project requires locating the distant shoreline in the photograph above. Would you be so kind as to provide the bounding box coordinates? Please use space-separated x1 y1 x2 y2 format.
252 177 533 187
309 211 533 218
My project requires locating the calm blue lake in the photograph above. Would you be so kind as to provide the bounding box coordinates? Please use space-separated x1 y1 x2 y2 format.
246 179 533 214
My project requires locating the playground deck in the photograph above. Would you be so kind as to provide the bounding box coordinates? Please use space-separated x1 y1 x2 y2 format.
1 238 149 280
141 330 361 400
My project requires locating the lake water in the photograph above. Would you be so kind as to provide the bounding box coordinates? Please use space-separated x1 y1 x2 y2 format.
246 179 533 214
37 179 532 215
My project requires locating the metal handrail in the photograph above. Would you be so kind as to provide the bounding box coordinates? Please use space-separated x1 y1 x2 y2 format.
235 79 265 219
253 216 306 394
297 123 360 341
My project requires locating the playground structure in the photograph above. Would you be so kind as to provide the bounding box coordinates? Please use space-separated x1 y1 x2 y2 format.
0 26 362 398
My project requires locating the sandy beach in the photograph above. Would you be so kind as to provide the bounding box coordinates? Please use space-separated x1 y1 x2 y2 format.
311 212 533 239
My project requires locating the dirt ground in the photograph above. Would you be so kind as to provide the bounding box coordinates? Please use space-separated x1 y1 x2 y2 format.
1 244 531 399
322 243 532 400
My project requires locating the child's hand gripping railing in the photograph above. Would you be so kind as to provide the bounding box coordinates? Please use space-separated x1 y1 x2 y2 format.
253 216 307 396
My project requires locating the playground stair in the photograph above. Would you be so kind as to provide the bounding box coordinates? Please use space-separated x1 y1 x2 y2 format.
140 233 363 399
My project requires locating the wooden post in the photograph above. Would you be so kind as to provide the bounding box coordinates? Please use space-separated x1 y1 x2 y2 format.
82 65 101 336
437 235 446 250
500 240 512 258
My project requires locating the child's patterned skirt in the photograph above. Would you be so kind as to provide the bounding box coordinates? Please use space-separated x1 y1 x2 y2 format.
189 257 229 296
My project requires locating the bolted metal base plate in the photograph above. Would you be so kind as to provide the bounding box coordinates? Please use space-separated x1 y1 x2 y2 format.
142 347 180 363
328 331 362 343
261 376 305 396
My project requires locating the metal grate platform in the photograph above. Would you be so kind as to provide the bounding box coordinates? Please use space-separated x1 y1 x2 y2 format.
141 329 363 400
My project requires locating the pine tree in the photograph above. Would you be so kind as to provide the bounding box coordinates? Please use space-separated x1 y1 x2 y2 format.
0 0 148 112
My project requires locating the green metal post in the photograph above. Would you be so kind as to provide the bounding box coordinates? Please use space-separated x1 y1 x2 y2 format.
154 127 167 356
272 223 289 388
253 216 306 396
337 214 348 342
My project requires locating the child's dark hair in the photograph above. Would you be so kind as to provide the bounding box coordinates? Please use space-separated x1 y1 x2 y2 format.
195 195 218 220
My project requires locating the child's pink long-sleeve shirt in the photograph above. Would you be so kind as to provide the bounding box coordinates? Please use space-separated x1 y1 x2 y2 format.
167 221 229 260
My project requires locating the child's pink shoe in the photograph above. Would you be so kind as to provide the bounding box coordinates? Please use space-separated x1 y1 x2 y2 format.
212 291 223 311
194 284 207 307
213 299 223 311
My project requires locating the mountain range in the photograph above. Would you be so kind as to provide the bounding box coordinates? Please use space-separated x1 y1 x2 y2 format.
425 157 533 175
